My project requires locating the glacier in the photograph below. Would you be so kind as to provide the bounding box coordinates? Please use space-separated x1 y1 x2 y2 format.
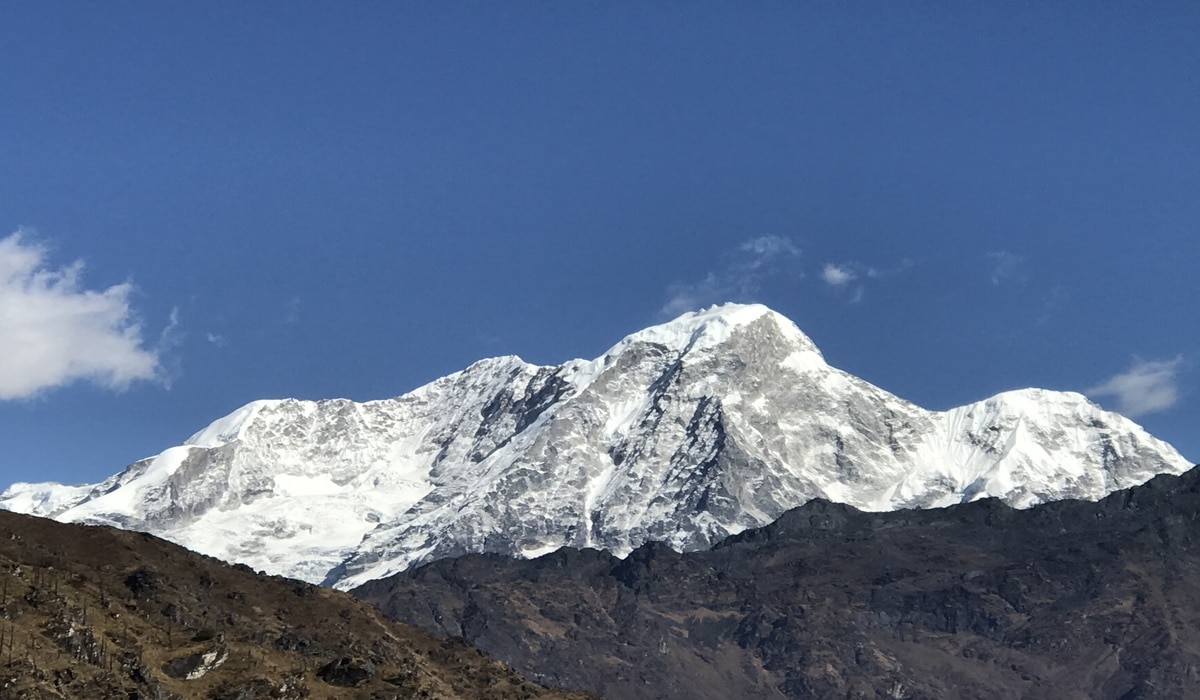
1 303 1191 590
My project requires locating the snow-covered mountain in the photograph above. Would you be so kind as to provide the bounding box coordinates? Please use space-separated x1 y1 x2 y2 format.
1 304 1191 589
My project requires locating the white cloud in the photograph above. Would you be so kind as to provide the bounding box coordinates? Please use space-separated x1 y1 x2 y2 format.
819 258 913 304
206 332 226 347
660 236 800 317
739 235 801 262
0 231 164 399
821 263 855 286
1086 356 1185 418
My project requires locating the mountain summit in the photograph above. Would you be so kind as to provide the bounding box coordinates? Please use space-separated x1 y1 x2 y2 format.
2 304 1190 589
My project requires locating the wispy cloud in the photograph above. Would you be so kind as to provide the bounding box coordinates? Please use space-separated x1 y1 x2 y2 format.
0 230 166 399
1086 356 1186 418
206 332 226 347
739 235 800 261
987 251 1024 286
820 259 915 304
1036 285 1069 325
868 258 916 279
661 273 731 319
660 235 801 318
821 263 856 287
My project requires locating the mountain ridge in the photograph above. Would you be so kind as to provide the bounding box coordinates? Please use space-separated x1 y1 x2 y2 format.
1 303 1190 589
353 462 1200 699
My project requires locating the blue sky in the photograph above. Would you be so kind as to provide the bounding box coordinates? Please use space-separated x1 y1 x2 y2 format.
1 2 1196 487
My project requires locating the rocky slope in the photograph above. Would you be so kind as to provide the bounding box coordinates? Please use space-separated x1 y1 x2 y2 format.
2 304 1190 589
0 509 591 699
354 463 1200 700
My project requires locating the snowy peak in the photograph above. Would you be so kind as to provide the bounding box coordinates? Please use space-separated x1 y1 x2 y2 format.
606 303 823 360
0 304 1191 590
185 400 279 448
918 387 1186 509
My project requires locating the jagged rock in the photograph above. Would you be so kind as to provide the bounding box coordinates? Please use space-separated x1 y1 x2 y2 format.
124 568 164 598
317 656 375 687
272 630 312 652
162 643 228 680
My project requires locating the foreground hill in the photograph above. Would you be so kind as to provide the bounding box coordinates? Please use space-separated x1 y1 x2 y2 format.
3 304 1189 589
0 510 590 699
354 463 1200 700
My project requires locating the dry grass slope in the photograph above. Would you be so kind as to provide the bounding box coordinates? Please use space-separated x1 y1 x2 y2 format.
0 509 592 700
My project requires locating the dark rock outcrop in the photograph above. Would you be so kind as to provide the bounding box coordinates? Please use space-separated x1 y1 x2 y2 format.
161 644 228 679
316 656 375 687
355 464 1200 699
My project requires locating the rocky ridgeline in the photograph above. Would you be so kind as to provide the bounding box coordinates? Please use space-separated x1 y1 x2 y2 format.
355 463 1200 700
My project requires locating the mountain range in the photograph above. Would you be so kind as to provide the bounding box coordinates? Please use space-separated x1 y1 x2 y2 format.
1 303 1190 590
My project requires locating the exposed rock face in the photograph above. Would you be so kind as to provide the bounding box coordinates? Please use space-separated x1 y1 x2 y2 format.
162 644 228 680
316 656 375 687
355 464 1200 700
2 304 1190 588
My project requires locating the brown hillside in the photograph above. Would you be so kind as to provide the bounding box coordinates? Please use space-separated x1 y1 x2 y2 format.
0 509 591 700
